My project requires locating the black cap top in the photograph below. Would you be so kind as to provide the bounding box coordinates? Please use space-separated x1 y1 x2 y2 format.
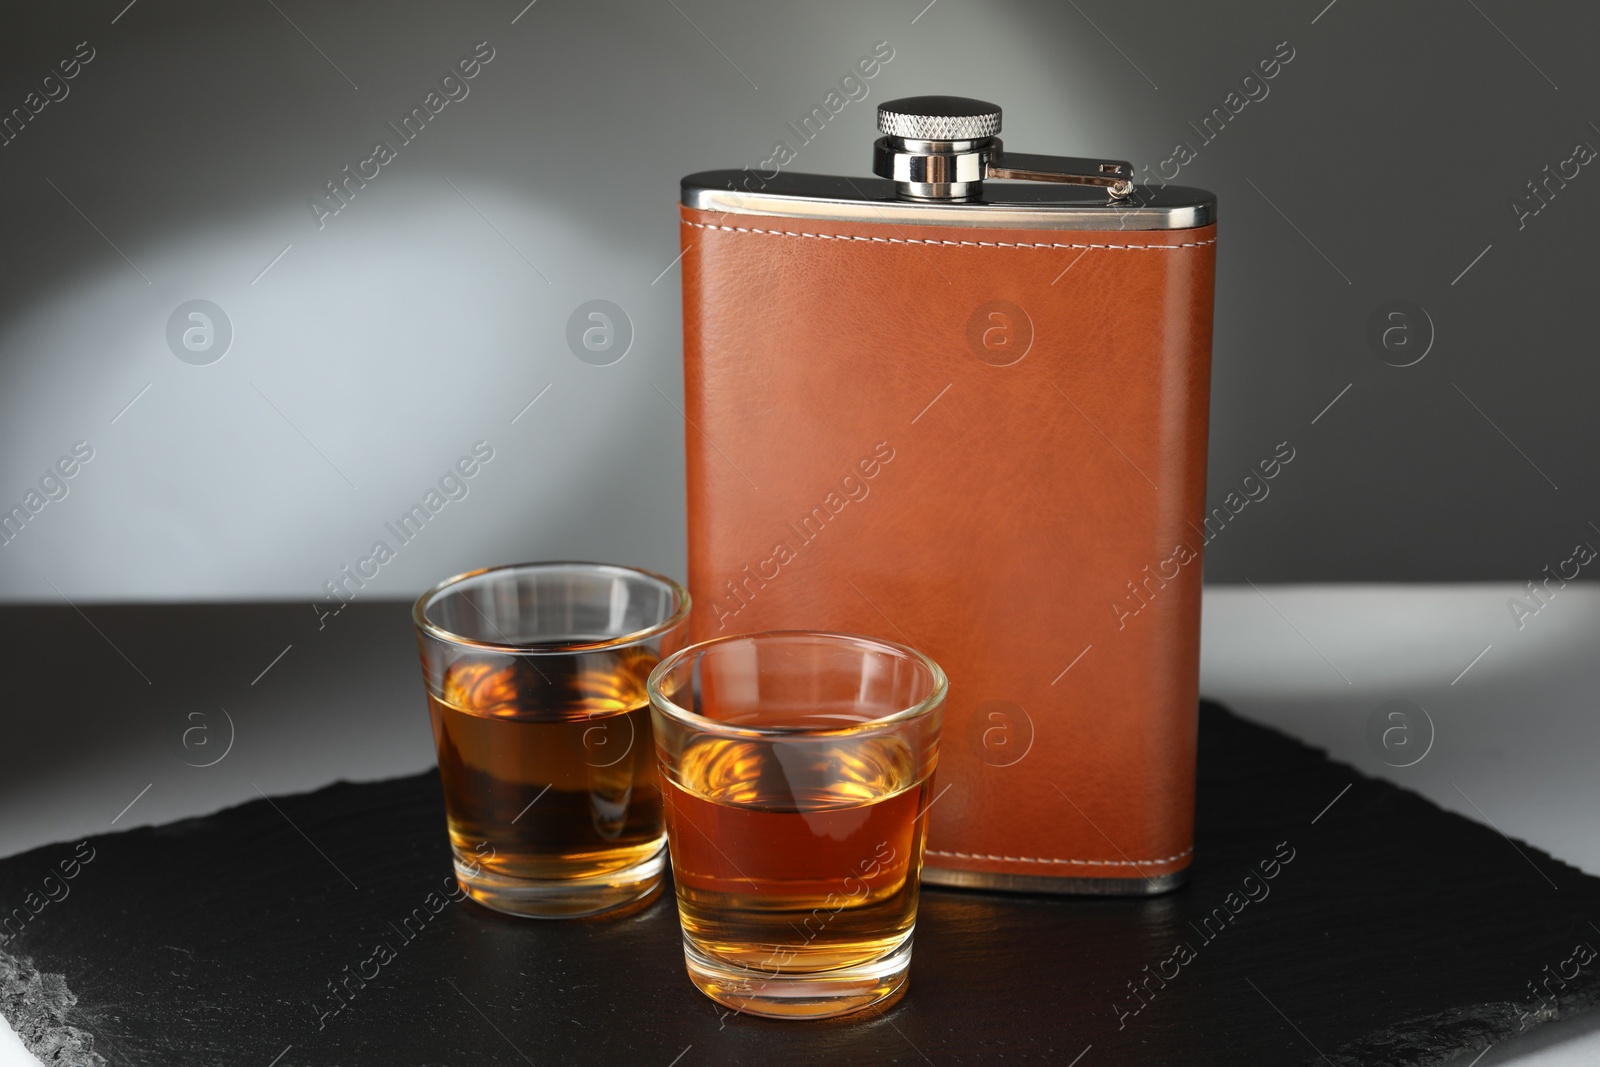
876 96 1002 141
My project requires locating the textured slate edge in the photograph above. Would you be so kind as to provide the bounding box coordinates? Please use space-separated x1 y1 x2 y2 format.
1320 965 1600 1066
1190 713 1600 1067
1 950 106 1067
1327 993 1600 1067
0 776 412 1067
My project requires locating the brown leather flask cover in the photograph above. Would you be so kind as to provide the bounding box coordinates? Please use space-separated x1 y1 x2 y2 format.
677 167 1216 894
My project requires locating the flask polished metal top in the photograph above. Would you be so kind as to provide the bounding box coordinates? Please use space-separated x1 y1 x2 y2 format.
871 95 1134 202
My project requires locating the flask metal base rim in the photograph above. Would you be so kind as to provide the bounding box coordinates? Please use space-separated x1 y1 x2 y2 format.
921 864 1189 896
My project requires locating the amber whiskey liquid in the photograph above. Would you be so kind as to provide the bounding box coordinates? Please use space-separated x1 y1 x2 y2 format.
429 645 665 916
662 731 933 1017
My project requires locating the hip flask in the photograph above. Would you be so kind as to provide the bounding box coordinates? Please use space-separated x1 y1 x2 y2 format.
677 96 1217 894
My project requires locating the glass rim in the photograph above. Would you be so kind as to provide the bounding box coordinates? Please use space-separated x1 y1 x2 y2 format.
412 560 691 655
646 629 948 739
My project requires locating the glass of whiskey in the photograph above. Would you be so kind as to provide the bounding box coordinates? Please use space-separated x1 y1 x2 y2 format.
648 631 947 1019
414 562 690 919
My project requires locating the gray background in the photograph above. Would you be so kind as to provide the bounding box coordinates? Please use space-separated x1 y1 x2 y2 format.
0 0 1594 603
2 6 1599 1062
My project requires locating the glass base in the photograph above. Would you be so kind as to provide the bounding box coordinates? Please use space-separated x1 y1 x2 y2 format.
454 841 666 920
682 931 913 1019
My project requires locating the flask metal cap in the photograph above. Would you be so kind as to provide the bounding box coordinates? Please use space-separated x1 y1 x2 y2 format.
872 95 1134 202
876 96 1002 141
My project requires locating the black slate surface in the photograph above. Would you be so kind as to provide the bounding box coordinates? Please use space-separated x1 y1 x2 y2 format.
2 701 1598 1067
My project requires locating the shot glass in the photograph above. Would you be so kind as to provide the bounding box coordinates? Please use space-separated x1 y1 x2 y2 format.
414 562 690 919
648 631 947 1019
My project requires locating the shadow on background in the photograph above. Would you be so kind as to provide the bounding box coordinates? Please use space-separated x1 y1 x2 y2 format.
0 0 1595 604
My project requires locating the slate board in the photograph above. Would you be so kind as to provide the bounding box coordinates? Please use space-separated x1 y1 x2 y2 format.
2 701 1597 1067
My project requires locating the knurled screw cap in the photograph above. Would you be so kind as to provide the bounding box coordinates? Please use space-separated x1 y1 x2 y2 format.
877 96 1002 141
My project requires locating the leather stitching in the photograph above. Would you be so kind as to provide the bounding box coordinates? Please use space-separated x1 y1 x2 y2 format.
925 847 1193 867
682 220 1216 250
682 213 1204 875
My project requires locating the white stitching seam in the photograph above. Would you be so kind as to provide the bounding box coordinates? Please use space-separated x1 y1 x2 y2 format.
924 847 1193 867
682 220 1216 251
